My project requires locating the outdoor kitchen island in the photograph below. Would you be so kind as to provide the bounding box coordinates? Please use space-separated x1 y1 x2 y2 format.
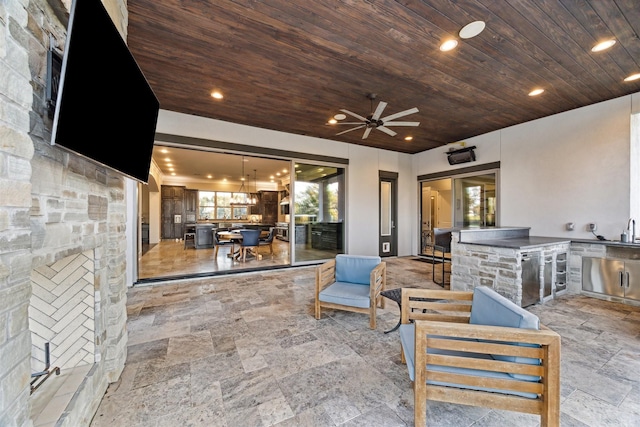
450 227 571 307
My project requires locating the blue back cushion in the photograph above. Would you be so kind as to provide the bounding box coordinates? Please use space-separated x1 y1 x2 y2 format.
469 286 541 380
335 254 381 285
469 286 540 330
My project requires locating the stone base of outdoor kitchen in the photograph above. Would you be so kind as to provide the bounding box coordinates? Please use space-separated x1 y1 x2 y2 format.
450 227 572 307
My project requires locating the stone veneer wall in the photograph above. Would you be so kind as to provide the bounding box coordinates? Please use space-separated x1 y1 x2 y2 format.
450 232 573 305
0 0 130 425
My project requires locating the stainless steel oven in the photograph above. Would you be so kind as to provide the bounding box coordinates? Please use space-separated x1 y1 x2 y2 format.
275 222 289 241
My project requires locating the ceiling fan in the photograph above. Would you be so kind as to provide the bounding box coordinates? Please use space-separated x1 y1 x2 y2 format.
329 93 420 139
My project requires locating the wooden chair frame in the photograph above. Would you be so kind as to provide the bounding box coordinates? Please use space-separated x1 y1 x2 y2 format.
399 288 561 427
314 258 386 329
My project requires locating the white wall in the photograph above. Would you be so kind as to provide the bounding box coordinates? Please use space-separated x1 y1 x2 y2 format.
152 91 639 258
155 111 415 256
415 92 640 241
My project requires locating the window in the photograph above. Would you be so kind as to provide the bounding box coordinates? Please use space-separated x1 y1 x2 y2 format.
199 191 249 220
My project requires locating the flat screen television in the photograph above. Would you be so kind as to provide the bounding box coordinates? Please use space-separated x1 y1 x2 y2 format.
49 0 159 183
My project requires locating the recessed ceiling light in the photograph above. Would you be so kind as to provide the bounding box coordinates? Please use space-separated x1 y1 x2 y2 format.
624 73 640 82
440 39 458 52
334 113 346 120
160 148 168 153
528 88 545 96
211 91 223 99
207 175 212 179
404 136 413 141
328 118 337 124
591 39 616 52
282 169 288 173
459 21 485 39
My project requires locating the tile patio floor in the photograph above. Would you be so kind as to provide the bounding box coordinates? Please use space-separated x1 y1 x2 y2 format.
89 257 640 426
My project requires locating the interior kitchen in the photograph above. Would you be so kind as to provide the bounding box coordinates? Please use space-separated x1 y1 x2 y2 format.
138 146 346 281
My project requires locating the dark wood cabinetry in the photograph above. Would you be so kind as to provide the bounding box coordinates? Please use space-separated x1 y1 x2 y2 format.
161 185 185 239
250 191 278 224
311 222 343 250
184 189 198 223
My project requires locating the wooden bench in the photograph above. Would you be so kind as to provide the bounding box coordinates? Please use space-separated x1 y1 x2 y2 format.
399 287 561 426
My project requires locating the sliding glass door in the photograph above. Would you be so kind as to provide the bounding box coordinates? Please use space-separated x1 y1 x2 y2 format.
292 162 345 264
419 171 497 256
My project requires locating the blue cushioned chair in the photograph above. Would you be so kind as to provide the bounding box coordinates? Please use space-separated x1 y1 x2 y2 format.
258 227 275 255
314 254 386 329
239 229 261 261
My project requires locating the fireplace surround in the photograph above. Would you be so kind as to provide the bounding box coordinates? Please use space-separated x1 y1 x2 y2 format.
0 0 132 425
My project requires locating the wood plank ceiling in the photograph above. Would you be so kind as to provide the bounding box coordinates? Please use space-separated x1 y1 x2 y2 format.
127 0 640 155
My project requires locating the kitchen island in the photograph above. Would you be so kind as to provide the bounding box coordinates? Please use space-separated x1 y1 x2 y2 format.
190 222 275 249
451 227 571 307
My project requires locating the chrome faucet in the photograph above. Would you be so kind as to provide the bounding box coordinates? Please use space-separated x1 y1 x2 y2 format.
628 218 636 242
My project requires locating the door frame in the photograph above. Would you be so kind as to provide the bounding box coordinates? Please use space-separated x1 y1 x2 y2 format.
379 171 398 257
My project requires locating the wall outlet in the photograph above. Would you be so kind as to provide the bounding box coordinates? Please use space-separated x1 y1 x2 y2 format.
588 223 597 232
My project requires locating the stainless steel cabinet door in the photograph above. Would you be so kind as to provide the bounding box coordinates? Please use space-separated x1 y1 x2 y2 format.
624 260 640 301
582 257 625 298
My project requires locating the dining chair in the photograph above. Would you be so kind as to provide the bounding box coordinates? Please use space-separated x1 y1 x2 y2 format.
258 227 275 255
239 229 261 261
213 229 233 257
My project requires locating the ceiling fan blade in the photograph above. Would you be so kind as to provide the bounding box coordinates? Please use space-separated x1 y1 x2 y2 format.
376 126 397 137
328 122 365 125
383 121 420 127
381 107 419 122
362 127 373 139
371 101 387 120
340 109 367 122
336 125 365 136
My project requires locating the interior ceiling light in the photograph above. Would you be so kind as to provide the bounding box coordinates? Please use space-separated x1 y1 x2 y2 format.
211 91 223 99
528 88 545 96
334 113 346 120
440 39 458 51
591 39 616 52
404 136 413 141
624 73 640 82
459 21 486 39
328 118 337 124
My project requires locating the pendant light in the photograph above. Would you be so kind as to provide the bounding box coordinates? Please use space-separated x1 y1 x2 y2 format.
230 156 249 205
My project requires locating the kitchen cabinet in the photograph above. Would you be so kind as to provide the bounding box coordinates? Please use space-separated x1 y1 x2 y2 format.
141 223 149 243
195 224 214 249
311 222 343 250
582 257 640 301
252 191 278 224
161 185 185 239
184 189 198 222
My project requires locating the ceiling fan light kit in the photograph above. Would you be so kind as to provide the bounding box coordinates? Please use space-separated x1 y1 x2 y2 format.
331 94 420 139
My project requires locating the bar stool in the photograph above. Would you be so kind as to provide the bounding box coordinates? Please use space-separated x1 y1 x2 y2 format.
184 226 196 249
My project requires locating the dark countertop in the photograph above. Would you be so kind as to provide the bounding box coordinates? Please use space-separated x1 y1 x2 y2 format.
460 236 570 249
461 236 640 250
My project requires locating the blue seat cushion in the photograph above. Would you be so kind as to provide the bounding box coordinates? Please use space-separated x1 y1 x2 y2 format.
469 286 541 380
319 282 371 309
335 254 381 285
399 323 538 399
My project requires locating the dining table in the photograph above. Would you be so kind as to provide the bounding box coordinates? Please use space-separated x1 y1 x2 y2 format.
217 230 268 259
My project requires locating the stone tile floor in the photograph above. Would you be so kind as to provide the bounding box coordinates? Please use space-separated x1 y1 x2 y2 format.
89 257 640 426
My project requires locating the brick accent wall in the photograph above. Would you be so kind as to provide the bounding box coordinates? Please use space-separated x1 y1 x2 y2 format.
0 0 131 425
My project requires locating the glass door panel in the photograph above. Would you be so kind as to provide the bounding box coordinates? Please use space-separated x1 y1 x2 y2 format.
453 173 496 228
292 163 345 264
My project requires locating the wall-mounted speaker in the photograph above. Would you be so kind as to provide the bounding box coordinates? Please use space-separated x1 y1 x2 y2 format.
446 146 477 165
